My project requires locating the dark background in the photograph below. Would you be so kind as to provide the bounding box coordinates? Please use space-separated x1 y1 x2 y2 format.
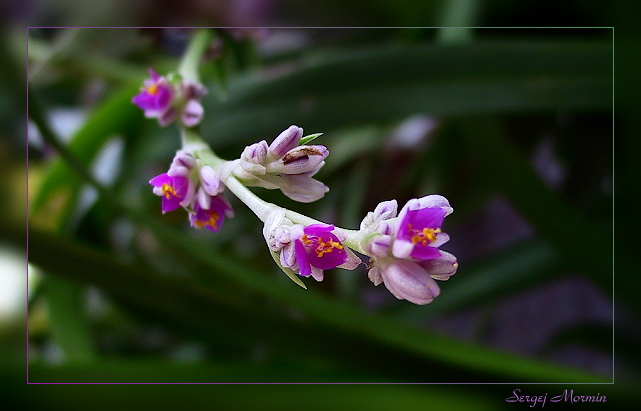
0 0 632 408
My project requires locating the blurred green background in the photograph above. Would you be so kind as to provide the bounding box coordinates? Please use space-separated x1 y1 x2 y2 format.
0 0 629 406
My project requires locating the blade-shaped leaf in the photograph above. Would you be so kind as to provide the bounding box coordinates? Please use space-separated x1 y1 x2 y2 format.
269 250 307 289
299 133 323 146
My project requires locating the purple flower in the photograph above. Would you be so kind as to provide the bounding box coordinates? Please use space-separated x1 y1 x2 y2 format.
132 69 207 127
273 223 361 282
294 224 348 277
150 150 233 232
132 69 174 120
391 196 452 260
189 196 233 233
149 172 192 214
361 195 458 304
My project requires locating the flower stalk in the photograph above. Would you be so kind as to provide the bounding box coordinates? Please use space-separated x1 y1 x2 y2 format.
178 28 214 84
139 28 458 303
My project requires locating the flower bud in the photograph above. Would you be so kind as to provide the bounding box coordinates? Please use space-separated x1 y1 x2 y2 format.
268 125 303 159
199 166 221 196
373 200 398 222
365 235 392 258
181 80 207 100
267 145 329 175
280 242 297 268
158 107 178 127
170 150 197 170
378 259 441 305
196 186 211 210
241 141 269 164
361 199 398 230
181 100 204 128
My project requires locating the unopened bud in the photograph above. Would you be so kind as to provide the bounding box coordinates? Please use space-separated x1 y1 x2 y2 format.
268 125 303 159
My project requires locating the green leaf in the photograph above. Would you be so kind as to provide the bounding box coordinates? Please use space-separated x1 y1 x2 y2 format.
17 221 607 383
44 277 96 363
201 40 612 147
299 133 323 146
30 84 142 217
269 250 307 289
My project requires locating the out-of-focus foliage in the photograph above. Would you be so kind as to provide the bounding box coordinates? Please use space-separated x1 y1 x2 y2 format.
0 0 625 404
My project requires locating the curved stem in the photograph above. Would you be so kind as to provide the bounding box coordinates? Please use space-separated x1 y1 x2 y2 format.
190 137 365 253
189 137 366 251
223 176 276 222
178 28 213 83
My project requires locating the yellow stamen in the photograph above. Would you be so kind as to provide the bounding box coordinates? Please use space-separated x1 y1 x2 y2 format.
147 83 159 95
301 234 313 245
161 183 177 199
301 234 343 257
409 224 441 246
206 213 220 229
195 212 220 229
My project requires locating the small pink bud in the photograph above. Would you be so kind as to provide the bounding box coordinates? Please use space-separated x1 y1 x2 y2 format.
268 125 303 159
241 141 269 164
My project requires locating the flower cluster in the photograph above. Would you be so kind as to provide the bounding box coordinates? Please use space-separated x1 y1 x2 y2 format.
149 150 233 232
137 59 458 305
260 194 457 304
132 69 206 127
359 196 458 305
263 210 360 282
228 126 330 203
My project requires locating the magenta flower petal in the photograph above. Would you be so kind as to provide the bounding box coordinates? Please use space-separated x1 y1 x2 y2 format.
409 244 443 260
149 173 172 187
189 196 232 233
149 172 186 213
300 225 348 270
295 239 312 276
132 77 174 113
397 207 446 239
304 224 335 235
394 205 449 261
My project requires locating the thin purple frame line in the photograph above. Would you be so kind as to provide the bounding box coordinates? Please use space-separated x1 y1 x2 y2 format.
24 26 612 386
26 25 30 385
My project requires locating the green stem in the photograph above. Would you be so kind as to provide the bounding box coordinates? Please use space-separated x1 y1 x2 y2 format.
224 177 278 222
178 28 213 83
436 0 477 44
29 87 116 207
181 128 210 153
182 130 365 251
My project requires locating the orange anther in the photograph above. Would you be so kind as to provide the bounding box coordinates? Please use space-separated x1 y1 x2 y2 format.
162 183 177 199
